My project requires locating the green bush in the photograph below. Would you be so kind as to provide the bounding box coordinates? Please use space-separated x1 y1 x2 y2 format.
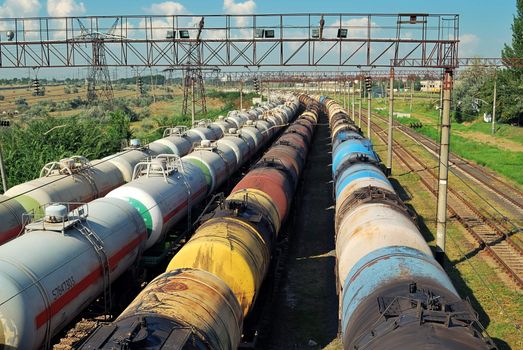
0 110 132 188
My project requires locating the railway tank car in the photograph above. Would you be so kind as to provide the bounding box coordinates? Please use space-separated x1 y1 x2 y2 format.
0 199 147 350
0 95 299 350
0 102 277 246
78 94 319 349
320 96 496 350
105 98 300 250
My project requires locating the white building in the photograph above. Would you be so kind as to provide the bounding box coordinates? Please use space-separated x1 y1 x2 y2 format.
420 80 441 93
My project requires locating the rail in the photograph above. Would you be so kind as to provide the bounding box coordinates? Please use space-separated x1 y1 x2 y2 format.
360 111 523 289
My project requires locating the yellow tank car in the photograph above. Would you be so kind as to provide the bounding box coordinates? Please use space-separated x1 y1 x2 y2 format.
227 188 281 232
167 216 271 315
116 268 243 350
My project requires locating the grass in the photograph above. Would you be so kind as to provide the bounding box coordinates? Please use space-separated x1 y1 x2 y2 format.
129 88 255 141
370 98 523 186
1 83 260 145
0 85 147 111
367 113 523 350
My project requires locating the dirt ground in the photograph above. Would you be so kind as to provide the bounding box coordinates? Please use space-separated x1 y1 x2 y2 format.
264 113 341 349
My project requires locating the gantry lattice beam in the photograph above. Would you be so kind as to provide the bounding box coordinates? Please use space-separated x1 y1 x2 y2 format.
205 69 441 83
0 13 459 69
396 57 523 68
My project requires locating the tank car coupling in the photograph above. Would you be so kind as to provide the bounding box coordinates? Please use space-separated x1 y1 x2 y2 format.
44 204 68 223
226 199 248 213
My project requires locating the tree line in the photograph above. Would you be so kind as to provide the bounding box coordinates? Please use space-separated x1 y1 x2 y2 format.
454 0 523 125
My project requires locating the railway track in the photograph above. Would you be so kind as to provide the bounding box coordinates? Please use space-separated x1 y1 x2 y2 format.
359 113 523 290
368 109 523 235
364 109 523 217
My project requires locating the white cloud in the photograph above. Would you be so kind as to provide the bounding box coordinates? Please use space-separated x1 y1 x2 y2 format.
0 0 41 38
459 33 480 56
223 0 255 32
144 1 186 15
0 0 40 17
223 0 256 14
47 0 85 17
45 0 86 40
139 2 192 40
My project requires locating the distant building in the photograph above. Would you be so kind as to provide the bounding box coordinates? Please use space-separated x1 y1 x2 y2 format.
420 80 441 93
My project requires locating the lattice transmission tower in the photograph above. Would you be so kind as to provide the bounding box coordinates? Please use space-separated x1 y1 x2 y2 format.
75 18 122 103
182 43 207 119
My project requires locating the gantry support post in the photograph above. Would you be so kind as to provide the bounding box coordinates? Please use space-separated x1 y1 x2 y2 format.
358 79 362 128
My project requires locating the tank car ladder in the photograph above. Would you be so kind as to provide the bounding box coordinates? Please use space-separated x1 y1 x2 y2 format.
76 223 112 318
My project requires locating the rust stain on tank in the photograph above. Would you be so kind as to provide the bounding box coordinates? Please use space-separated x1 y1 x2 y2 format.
161 282 188 292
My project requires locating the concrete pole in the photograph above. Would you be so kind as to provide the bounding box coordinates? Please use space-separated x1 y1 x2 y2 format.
410 80 414 112
191 78 195 127
358 79 362 128
346 82 349 113
367 89 372 139
492 69 497 134
438 80 444 123
240 80 243 110
344 82 347 111
352 81 355 122
387 67 394 175
0 143 7 193
435 69 454 265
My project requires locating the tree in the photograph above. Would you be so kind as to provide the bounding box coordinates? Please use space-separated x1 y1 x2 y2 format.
499 0 523 124
453 61 495 122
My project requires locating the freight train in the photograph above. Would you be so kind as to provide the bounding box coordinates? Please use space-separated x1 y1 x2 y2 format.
0 95 300 350
0 101 281 246
319 96 496 350
77 94 320 349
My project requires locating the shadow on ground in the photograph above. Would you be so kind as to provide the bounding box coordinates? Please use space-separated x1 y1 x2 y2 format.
260 112 339 349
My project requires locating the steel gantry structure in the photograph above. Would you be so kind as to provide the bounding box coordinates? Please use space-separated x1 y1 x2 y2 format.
0 13 459 69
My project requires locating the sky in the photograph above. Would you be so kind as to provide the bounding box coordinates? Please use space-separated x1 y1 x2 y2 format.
0 0 518 78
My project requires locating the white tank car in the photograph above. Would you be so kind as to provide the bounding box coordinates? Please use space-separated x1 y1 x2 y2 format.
148 134 193 157
0 195 26 245
184 148 230 194
106 156 208 249
215 135 252 169
102 148 153 182
0 198 146 350
5 157 124 215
